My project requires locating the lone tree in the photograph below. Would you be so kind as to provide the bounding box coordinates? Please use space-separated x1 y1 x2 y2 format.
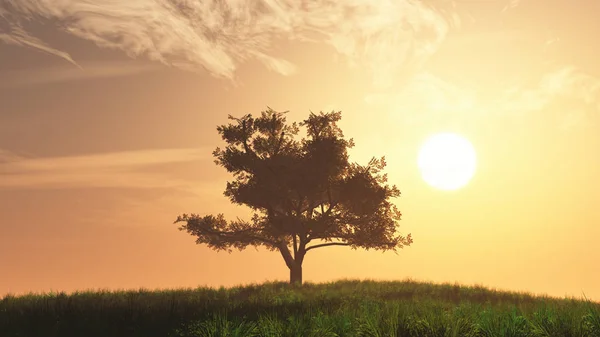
174 108 412 285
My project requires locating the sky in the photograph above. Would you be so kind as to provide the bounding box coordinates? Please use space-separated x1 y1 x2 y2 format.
1 0 600 302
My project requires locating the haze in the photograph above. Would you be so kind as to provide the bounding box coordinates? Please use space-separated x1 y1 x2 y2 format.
1 0 599 302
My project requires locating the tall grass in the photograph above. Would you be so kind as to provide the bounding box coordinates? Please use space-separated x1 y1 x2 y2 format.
1 279 599 337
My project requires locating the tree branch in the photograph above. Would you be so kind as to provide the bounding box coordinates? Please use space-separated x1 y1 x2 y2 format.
175 214 281 249
208 229 281 248
305 242 350 252
278 243 295 269
275 131 285 155
241 120 255 157
292 234 298 259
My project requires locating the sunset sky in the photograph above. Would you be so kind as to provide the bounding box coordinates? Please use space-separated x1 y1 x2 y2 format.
1 0 600 302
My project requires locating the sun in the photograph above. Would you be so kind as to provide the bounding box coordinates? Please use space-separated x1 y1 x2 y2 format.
417 133 477 191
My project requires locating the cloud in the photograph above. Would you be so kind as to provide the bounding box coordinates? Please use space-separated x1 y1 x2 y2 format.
0 0 456 87
364 71 478 127
0 61 161 88
0 148 212 191
502 67 600 110
0 149 22 163
498 66 600 129
0 23 80 66
502 0 522 12
365 66 600 130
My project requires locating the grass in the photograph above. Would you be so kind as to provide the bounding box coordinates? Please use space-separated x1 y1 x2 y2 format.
1 279 599 337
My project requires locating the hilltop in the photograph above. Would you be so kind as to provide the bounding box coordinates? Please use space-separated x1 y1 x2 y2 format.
2 279 599 337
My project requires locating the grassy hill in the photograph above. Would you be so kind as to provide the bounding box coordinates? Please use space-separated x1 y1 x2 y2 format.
1 279 599 337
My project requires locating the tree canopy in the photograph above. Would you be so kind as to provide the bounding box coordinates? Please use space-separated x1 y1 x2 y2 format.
174 107 412 284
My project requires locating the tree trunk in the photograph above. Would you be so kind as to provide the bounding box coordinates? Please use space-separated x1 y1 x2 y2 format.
289 263 302 285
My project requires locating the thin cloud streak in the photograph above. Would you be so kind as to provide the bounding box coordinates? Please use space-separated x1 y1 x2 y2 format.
0 0 457 87
502 0 522 12
499 67 600 129
0 25 80 67
0 148 211 191
0 61 161 88
501 67 600 112
365 66 600 129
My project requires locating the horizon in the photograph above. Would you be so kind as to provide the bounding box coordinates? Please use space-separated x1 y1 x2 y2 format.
1 0 600 302
5 277 600 306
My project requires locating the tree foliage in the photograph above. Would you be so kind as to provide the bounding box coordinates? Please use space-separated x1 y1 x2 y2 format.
174 107 412 283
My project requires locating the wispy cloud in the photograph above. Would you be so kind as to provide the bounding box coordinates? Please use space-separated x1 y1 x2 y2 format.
0 61 161 88
364 72 479 127
0 149 22 164
498 66 600 129
501 67 600 111
0 23 80 66
502 0 522 12
0 0 459 87
365 66 600 130
0 148 212 191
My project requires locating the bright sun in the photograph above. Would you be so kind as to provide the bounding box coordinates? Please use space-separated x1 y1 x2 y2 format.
417 133 477 191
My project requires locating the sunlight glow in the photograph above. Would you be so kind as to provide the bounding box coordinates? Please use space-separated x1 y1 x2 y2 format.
417 133 477 191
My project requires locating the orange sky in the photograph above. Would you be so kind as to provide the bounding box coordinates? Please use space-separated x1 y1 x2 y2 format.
1 0 600 302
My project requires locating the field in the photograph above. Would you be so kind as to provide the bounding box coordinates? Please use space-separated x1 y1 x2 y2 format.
1 279 599 337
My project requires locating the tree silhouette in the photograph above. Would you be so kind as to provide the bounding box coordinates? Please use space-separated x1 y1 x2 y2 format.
174 108 412 285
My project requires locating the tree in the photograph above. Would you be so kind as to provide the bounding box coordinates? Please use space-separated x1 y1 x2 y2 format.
174 107 412 285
